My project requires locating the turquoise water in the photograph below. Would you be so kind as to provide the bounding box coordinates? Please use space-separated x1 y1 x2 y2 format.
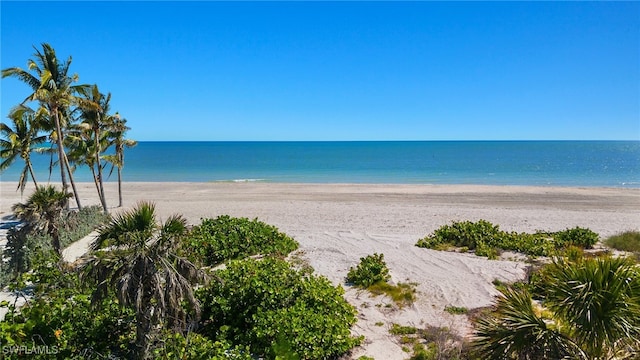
2 141 639 187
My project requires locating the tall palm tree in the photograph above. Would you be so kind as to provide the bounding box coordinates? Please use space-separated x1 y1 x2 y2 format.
2 43 94 209
82 202 204 359
66 121 110 212
0 105 48 194
11 185 73 256
106 113 137 207
75 84 112 212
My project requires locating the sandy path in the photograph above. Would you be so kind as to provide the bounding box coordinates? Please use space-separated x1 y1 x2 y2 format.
1 182 638 359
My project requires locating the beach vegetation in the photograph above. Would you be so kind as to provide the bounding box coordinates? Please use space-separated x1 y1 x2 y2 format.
11 185 72 256
416 220 599 258
604 230 640 253
444 305 468 315
2 204 108 286
197 257 362 359
389 323 468 360
82 202 205 360
346 253 391 287
347 253 417 306
472 256 640 359
185 215 299 266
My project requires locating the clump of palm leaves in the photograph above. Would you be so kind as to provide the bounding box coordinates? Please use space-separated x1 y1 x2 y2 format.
82 202 205 360
472 256 640 359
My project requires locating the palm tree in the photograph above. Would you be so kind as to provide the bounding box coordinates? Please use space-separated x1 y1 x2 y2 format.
74 84 112 212
82 202 204 359
541 256 640 359
473 286 584 360
2 43 94 209
11 185 73 256
66 121 110 212
473 257 640 360
105 113 137 207
0 105 48 194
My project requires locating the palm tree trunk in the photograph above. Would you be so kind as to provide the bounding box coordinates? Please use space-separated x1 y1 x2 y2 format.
94 127 108 213
27 160 38 188
62 151 82 210
52 108 69 196
135 300 155 359
117 165 123 207
90 165 102 204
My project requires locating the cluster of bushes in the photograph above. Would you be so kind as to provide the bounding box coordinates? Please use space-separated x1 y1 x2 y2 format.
185 215 299 265
1 212 362 360
198 257 362 359
416 220 599 258
0 206 109 287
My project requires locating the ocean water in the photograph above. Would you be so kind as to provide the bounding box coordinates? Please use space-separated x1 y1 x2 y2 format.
1 141 639 187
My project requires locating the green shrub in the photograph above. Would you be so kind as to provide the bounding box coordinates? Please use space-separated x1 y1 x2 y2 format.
197 258 361 359
0 262 135 359
417 220 502 250
444 305 468 315
186 216 299 265
346 253 391 288
389 324 418 335
553 227 599 249
604 231 640 253
416 220 600 258
154 332 252 360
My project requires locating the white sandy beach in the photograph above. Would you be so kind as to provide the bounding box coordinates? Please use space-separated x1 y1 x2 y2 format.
1 182 639 359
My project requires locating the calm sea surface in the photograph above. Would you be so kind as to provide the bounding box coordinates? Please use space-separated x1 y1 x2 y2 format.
2 141 639 187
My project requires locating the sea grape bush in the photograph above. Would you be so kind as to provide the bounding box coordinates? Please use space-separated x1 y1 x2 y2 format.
416 220 600 258
553 227 599 249
197 258 361 359
186 215 299 265
346 253 391 287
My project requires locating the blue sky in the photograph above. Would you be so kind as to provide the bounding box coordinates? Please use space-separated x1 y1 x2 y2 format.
2 1 639 141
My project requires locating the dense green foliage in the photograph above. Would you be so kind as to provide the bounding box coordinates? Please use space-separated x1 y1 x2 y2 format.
605 230 640 253
0 260 136 359
1 206 108 287
186 215 299 265
198 257 361 359
472 256 640 359
346 253 391 287
416 220 599 258
153 332 252 360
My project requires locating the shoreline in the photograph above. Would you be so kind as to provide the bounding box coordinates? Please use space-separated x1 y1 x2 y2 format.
2 181 638 359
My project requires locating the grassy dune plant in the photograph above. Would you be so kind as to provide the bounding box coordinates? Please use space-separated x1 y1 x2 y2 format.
416 220 600 258
186 215 299 265
346 253 417 307
605 230 640 253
